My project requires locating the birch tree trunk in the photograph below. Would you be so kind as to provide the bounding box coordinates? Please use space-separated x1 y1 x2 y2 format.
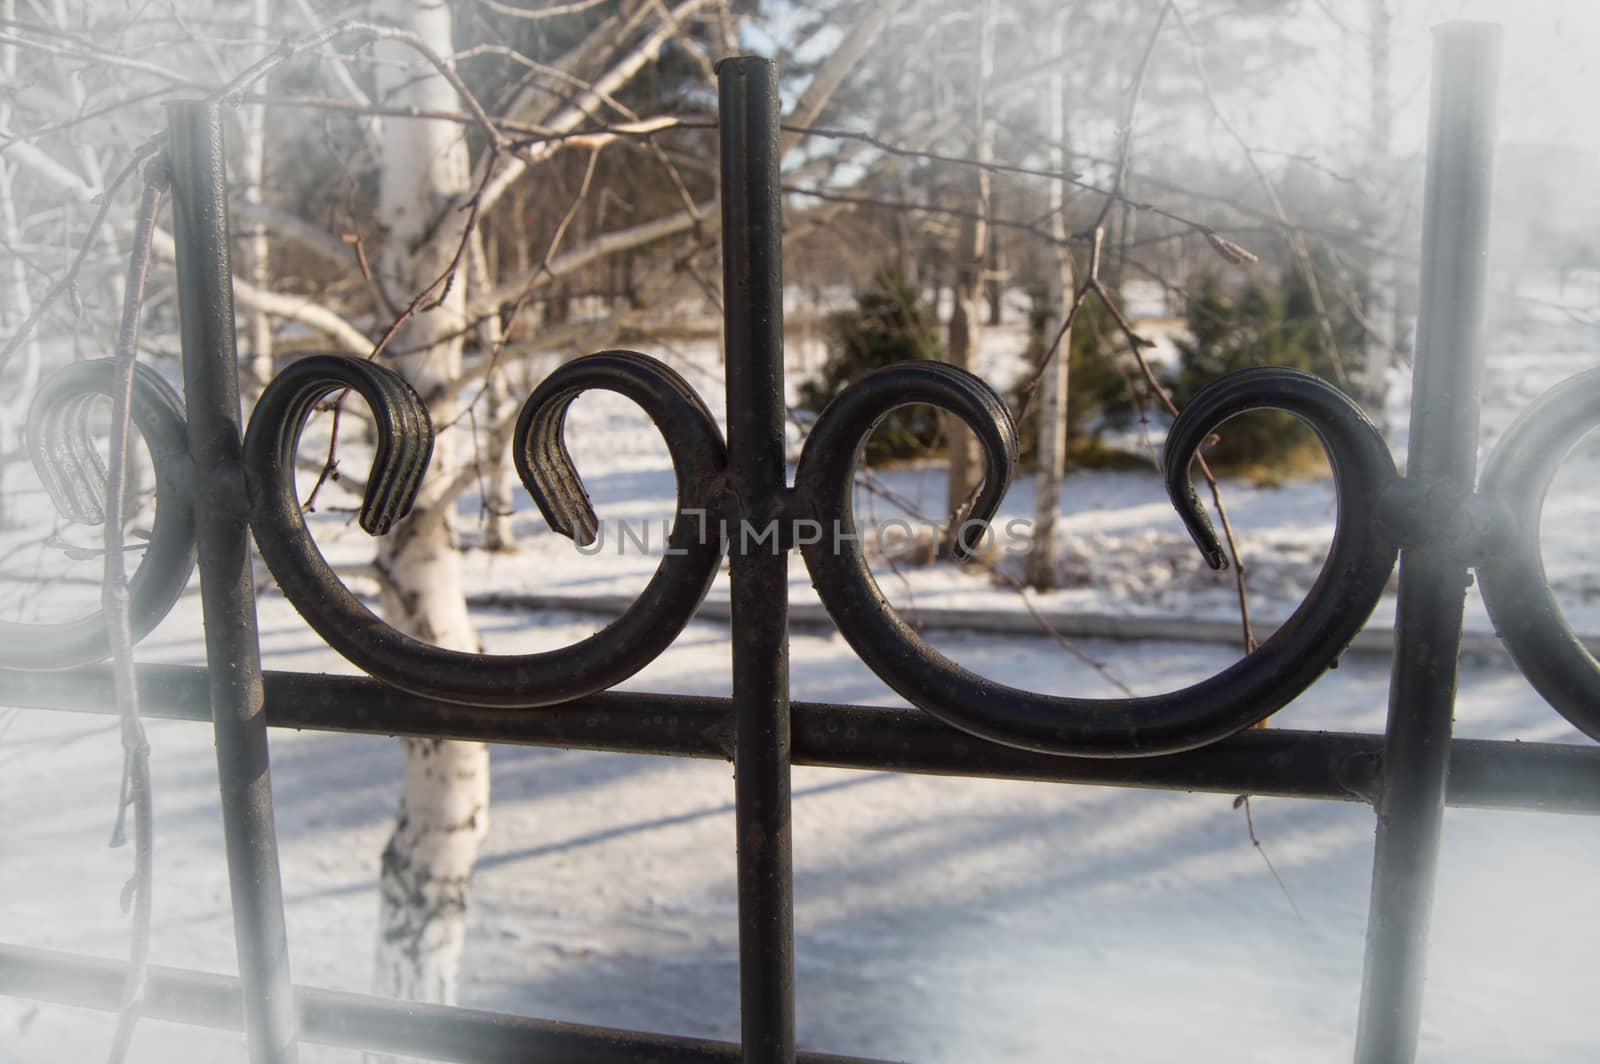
482 366 519 552
986 226 1004 326
370 0 490 1007
0 0 41 529
469 232 518 553
241 0 274 402
1362 0 1395 437
1026 10 1073 591
941 0 993 558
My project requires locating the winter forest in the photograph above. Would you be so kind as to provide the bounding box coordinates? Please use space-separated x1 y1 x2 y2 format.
2 0 1600 1061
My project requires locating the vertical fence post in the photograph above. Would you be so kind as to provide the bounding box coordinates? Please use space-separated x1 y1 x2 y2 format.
165 100 299 1064
717 57 797 1064
1354 22 1501 1064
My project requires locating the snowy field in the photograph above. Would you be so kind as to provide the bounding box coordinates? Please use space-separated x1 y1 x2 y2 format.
3 308 1600 1061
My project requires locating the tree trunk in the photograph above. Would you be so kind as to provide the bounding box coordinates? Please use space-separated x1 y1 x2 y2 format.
985 225 1004 326
370 0 490 1009
1026 10 1073 591
941 0 993 559
1362 0 1395 437
467 232 519 553
241 0 273 402
0 0 41 530
895 194 915 284
944 232 984 549
482 366 519 553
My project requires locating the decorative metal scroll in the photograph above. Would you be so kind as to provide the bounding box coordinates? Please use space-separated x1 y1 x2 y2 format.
7 359 196 670
241 351 726 707
793 363 1399 755
11 346 1599 756
1476 367 1600 743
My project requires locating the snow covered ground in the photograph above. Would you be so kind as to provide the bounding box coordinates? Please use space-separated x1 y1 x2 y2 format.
3 310 1600 1062
4 600 1598 1063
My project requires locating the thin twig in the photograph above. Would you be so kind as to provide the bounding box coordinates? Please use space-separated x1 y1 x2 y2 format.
101 153 167 1064
851 466 1134 696
300 394 347 514
366 149 500 364
782 183 1075 248
0 137 163 374
477 0 613 23
1090 1 1172 235
206 19 507 150
1099 272 1257 654
1235 794 1303 921
1013 224 1258 655
777 120 1249 253
1171 2 1349 388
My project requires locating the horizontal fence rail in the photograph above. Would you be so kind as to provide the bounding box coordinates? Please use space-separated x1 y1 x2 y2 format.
3 663 1600 816
0 945 889 1064
3 22 1598 1064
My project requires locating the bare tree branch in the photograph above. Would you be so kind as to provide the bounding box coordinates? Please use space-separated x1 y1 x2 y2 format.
1172 2 1350 388
477 0 613 21
476 0 717 214
150 227 373 355
101 156 166 1064
779 0 909 156
229 195 351 271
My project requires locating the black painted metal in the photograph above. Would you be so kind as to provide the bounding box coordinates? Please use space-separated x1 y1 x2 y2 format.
0 945 889 1064
165 100 299 1064
7 664 1600 816
5 359 196 669
243 350 728 706
796 364 1401 756
2 36 1597 1064
1354 24 1501 1064
718 57 797 1064
1477 366 1600 741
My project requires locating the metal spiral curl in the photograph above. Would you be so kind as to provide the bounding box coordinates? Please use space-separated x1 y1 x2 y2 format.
243 350 727 708
3 359 197 671
795 363 1401 757
1476 367 1600 742
241 350 1600 757
245 354 433 538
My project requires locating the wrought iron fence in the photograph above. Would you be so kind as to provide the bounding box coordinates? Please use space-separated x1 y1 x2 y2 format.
3 24 1599 1064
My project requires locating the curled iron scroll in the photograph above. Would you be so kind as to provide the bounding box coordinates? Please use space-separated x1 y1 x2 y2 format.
794 363 1401 757
1477 367 1600 743
243 351 726 707
1 359 197 670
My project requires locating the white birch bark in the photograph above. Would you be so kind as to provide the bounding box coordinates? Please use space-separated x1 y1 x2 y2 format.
481 366 519 553
1026 10 1073 591
468 231 518 552
942 0 993 558
47 0 122 321
1362 0 1396 437
240 0 274 402
0 0 41 529
369 0 490 1008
